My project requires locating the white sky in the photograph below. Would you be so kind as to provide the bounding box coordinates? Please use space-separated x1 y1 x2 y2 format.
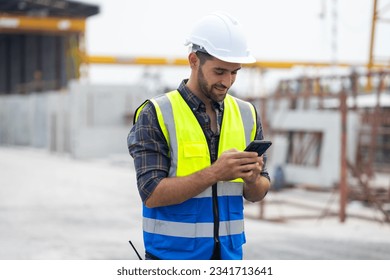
78 0 390 95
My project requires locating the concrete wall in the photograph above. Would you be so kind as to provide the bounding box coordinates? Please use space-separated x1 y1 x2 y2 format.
0 83 361 188
0 93 49 147
0 81 155 158
267 110 359 188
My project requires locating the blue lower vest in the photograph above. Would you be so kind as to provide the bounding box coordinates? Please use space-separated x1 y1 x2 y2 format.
137 90 256 260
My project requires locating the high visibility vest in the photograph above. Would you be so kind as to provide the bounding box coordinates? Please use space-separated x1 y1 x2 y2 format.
135 90 257 259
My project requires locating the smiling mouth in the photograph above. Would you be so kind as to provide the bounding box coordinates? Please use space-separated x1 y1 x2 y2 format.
214 86 227 92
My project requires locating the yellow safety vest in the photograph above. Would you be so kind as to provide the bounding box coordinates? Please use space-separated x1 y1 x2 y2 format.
136 90 257 259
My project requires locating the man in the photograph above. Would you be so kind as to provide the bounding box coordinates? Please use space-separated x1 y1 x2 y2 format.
127 11 270 260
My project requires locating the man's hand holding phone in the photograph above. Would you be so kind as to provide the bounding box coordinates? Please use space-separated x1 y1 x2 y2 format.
241 140 272 183
244 140 272 156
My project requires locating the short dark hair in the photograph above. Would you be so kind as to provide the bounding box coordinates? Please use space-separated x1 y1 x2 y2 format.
195 51 213 65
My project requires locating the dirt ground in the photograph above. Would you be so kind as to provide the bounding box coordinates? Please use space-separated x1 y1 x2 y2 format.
0 146 389 260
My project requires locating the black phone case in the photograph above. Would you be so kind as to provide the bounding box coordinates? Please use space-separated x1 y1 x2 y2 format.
244 140 272 156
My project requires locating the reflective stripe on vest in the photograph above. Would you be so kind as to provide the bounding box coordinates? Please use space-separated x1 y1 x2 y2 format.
143 217 244 238
140 90 256 259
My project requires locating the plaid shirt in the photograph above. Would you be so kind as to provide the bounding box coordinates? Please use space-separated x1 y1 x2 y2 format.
127 79 269 202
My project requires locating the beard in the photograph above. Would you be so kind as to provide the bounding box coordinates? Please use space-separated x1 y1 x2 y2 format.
197 66 228 103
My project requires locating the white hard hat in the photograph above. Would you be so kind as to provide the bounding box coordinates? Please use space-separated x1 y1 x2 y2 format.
185 11 256 64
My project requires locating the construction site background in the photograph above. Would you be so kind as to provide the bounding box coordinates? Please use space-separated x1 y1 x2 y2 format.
0 0 390 261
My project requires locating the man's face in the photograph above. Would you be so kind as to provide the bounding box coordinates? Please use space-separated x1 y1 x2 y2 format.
196 57 241 103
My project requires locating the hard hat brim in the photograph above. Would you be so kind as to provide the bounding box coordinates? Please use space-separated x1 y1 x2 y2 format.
212 54 256 64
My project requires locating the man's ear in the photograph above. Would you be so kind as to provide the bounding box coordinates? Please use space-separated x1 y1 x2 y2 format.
188 52 198 68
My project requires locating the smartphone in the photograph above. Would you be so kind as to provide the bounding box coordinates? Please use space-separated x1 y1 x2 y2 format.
244 140 272 156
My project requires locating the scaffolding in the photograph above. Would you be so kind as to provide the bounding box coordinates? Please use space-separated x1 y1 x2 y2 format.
253 70 390 223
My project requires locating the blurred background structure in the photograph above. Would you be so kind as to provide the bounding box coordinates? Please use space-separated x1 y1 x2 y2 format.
0 0 390 260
